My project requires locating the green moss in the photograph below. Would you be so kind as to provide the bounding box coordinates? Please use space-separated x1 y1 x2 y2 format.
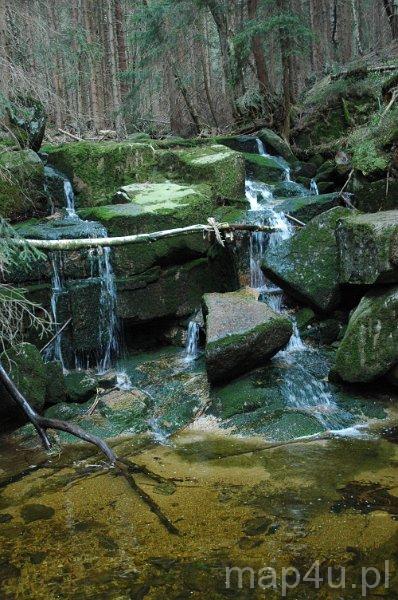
262 207 353 312
0 149 46 221
277 193 340 223
45 141 159 207
243 153 286 182
1 343 47 411
334 286 398 382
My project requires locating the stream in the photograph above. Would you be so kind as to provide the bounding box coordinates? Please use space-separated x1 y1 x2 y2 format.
0 145 397 598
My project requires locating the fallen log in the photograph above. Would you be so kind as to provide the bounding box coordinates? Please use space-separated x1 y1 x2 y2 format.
9 222 278 251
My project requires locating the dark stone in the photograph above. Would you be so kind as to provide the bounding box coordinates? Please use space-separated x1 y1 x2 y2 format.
20 503 55 523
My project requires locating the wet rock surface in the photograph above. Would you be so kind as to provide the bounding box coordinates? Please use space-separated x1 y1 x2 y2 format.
262 207 352 312
333 285 398 383
336 209 398 285
203 290 292 385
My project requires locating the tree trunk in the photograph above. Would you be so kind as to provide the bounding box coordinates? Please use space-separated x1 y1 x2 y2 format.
350 0 363 55
114 0 128 99
277 0 293 140
382 0 398 38
247 0 270 109
106 0 126 136
0 0 9 95
83 0 101 131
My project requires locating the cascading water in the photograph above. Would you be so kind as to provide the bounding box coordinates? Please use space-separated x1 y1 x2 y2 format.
185 321 200 361
64 179 77 218
45 167 120 373
44 252 67 372
310 179 319 195
246 138 355 432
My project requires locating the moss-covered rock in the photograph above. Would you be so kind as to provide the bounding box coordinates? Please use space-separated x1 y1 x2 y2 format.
336 210 398 285
168 144 245 202
0 343 47 425
5 97 46 152
45 140 245 208
352 177 398 212
44 361 67 405
276 192 340 223
0 149 46 221
258 128 297 162
117 253 238 324
64 372 97 403
244 153 287 182
333 286 398 383
262 207 352 313
45 141 159 207
203 290 292 385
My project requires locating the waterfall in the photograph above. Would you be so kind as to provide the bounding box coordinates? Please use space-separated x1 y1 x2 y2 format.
45 252 67 372
64 179 77 218
284 167 291 182
97 247 119 374
255 138 268 157
310 179 319 195
185 321 200 361
45 170 120 373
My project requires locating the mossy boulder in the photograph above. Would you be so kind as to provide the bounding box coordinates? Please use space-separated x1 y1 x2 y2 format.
64 372 97 403
333 286 398 383
276 192 340 223
353 177 398 212
44 361 67 405
45 140 245 208
258 128 296 162
262 207 352 313
45 141 159 207
336 210 398 285
272 180 311 198
0 149 46 221
0 343 47 425
214 135 259 154
168 144 245 202
244 153 287 183
6 98 46 152
203 290 292 385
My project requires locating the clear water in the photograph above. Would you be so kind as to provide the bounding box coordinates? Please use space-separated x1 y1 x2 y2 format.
44 252 67 372
310 178 320 195
185 321 200 361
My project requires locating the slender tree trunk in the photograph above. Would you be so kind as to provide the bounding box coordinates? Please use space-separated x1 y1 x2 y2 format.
247 0 270 109
84 0 101 131
0 0 9 95
277 0 293 140
350 0 363 55
106 0 126 136
382 0 398 38
114 0 128 99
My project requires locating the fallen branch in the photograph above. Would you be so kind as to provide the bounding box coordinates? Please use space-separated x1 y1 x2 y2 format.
0 361 179 534
10 222 278 251
58 128 83 141
331 64 398 80
286 213 305 227
40 317 72 353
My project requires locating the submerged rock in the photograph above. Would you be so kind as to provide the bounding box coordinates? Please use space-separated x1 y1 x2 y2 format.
333 286 398 383
336 210 398 284
203 290 292 385
262 207 352 313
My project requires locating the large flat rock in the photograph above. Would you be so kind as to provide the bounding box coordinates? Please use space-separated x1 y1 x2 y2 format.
203 290 292 385
336 210 398 284
333 285 398 383
262 207 352 313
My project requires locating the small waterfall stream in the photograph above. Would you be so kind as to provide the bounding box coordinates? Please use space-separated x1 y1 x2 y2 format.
185 321 200 361
310 178 319 195
246 142 355 432
45 169 119 372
